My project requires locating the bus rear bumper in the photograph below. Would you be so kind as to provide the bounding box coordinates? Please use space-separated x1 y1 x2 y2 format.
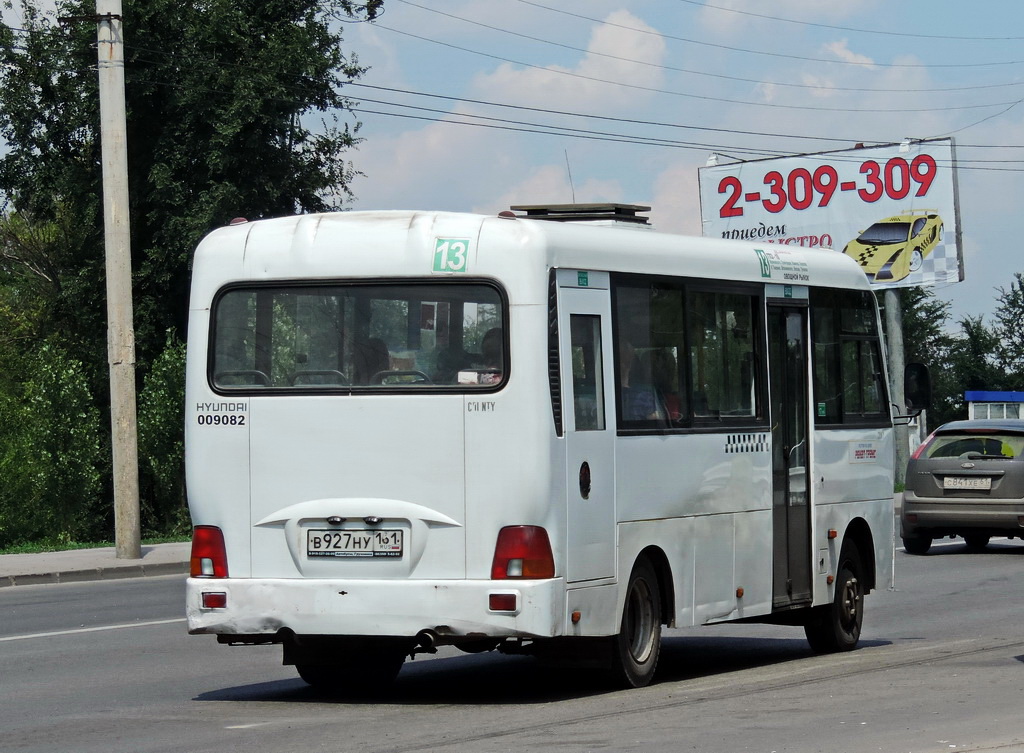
186 576 566 640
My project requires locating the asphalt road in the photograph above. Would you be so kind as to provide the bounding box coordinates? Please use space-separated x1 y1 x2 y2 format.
2 538 1023 753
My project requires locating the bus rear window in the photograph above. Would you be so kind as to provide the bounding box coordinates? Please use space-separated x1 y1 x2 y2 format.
211 282 505 392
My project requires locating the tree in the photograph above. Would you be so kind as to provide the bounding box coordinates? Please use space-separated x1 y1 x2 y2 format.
927 315 1008 426
0 342 105 547
1 0 377 368
898 286 955 368
0 0 380 542
991 271 1024 384
896 286 960 427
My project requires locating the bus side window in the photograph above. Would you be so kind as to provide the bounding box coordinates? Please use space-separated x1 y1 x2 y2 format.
810 288 887 424
570 315 605 431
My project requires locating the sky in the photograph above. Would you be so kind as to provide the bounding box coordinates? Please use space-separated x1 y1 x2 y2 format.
340 0 1024 326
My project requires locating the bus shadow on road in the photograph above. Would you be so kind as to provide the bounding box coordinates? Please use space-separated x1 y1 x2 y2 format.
195 633 889 706
658 634 888 681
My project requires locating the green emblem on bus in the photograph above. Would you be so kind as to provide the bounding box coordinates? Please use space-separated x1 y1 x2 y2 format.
433 238 470 273
755 248 772 279
578 271 589 287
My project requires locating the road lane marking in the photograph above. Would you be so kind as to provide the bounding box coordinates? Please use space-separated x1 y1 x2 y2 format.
0 617 185 642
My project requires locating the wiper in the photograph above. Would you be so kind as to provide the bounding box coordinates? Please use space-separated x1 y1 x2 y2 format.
963 452 1014 461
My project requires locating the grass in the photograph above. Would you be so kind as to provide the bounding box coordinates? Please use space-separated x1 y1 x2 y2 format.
0 536 189 556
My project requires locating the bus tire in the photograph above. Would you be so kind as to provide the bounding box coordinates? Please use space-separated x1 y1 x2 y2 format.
610 558 662 688
804 543 863 653
296 650 405 694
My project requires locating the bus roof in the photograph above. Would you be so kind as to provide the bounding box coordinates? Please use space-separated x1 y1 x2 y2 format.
192 210 872 295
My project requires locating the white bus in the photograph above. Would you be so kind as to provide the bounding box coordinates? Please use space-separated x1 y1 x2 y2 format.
185 206 903 690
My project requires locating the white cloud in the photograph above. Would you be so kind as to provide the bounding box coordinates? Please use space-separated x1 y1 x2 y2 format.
471 10 666 112
822 39 876 68
649 160 703 236
797 73 839 99
351 113 502 210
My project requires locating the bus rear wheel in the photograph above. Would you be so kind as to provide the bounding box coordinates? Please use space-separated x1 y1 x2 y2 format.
610 558 662 688
804 543 863 653
294 645 405 695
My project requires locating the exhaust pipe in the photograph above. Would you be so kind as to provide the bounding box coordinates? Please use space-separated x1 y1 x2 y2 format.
412 629 439 657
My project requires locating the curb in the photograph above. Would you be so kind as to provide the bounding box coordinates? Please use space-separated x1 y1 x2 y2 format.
0 542 192 588
1 560 189 588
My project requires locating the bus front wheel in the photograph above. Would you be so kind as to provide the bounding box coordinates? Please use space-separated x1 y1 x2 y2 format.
610 558 662 688
804 543 864 653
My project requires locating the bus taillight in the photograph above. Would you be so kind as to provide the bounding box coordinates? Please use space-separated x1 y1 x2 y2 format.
190 525 229 578
491 526 555 579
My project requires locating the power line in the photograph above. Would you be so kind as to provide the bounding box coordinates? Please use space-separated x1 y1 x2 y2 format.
510 0 1024 68
392 0 1024 95
673 0 1024 41
351 105 1024 172
352 98 798 156
376 25 1023 115
344 83 869 145
9 17 1024 163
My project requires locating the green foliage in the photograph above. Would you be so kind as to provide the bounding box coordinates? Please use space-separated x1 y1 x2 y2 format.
992 272 1024 383
0 1 378 544
898 283 1024 428
0 388 34 546
0 0 374 372
138 331 187 537
0 343 105 547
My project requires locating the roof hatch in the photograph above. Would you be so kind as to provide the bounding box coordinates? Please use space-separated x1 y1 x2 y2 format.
508 203 651 226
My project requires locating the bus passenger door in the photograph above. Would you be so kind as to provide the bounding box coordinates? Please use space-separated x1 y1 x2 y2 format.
558 271 616 583
767 304 812 608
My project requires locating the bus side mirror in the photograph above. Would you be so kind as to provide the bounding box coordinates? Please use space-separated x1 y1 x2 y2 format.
903 362 931 416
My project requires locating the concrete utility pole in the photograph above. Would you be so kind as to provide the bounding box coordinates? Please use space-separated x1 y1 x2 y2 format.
97 0 141 559
885 289 909 488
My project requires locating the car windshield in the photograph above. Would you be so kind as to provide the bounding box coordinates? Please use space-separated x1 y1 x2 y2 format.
857 222 910 245
924 432 1024 459
212 281 505 391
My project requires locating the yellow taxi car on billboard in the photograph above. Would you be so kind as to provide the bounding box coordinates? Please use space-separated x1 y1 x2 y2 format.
843 210 943 283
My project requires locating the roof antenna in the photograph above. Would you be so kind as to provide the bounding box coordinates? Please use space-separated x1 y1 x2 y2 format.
564 149 576 204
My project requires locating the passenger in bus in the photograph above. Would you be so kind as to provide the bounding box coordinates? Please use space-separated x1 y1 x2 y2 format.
650 349 682 421
354 337 390 384
481 327 501 367
619 339 665 421
479 327 503 384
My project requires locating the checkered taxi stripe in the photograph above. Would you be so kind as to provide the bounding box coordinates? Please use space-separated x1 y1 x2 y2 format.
725 433 769 454
909 228 959 284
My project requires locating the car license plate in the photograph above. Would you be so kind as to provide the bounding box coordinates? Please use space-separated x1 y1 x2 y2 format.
943 476 992 490
307 529 403 558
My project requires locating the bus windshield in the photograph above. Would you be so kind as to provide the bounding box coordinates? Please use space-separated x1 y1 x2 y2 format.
211 281 505 391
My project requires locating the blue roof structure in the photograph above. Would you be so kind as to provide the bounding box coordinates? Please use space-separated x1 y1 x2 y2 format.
965 391 1024 403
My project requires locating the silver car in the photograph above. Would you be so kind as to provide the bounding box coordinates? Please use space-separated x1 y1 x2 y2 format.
902 419 1024 554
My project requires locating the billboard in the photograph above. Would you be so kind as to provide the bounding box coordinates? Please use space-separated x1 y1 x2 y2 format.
698 138 963 289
